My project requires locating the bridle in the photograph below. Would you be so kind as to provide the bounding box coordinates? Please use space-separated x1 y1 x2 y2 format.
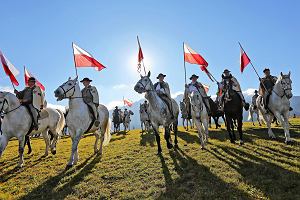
137 78 153 92
59 81 82 99
272 76 292 98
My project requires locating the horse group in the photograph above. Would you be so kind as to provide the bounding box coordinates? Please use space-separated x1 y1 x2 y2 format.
0 71 294 169
112 109 134 133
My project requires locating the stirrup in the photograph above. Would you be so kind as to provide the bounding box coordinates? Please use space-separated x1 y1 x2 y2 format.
94 120 100 127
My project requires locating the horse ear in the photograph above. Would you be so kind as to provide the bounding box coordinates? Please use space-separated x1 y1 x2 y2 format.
68 77 71 80
74 76 78 82
147 71 151 77
288 71 291 77
280 72 283 76
140 74 143 78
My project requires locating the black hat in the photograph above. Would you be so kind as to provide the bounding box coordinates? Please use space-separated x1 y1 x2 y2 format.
254 90 258 93
80 77 92 82
223 69 231 74
125 108 127 110
189 74 199 80
263 68 270 73
156 73 166 79
115 106 118 108
28 77 36 82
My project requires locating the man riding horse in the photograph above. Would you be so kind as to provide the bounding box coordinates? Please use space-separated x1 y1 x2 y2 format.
219 69 249 110
184 74 211 115
154 73 174 119
259 68 277 112
80 77 100 127
14 77 45 130
252 90 259 109
123 108 129 121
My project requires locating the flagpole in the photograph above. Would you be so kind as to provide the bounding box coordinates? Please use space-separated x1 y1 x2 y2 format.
137 36 147 75
183 42 187 84
238 42 268 92
72 42 78 77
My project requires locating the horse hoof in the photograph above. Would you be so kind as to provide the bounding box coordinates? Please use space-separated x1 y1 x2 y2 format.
200 146 206 150
27 149 32 155
230 140 235 144
167 144 173 150
65 164 73 170
285 140 292 145
240 140 244 145
174 144 178 149
51 150 57 155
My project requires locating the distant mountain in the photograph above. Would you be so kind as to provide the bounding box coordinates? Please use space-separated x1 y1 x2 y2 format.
109 92 300 130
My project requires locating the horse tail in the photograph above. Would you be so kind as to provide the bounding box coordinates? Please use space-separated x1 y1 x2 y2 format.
55 109 66 136
103 118 111 146
247 108 252 121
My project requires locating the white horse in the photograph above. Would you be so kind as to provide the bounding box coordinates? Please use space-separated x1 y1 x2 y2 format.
123 110 134 132
54 77 111 168
256 72 293 144
0 91 65 167
188 91 209 149
139 103 150 132
248 104 262 126
134 72 179 154
179 101 194 130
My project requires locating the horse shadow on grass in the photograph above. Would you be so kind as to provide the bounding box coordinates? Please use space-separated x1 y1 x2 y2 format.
19 154 102 200
207 144 300 199
140 132 155 147
156 147 251 199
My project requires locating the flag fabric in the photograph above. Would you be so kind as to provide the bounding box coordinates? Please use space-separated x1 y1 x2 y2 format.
0 51 19 86
24 67 45 91
184 43 214 82
203 84 210 93
137 37 144 73
72 43 106 71
240 45 251 73
123 98 133 107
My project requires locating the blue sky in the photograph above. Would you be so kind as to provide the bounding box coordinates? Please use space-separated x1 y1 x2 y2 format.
0 0 299 109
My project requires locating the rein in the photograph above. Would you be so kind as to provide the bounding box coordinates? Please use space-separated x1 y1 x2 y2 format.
59 82 83 100
272 78 292 98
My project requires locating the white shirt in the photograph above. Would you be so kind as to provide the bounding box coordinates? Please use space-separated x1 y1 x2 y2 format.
155 83 165 94
188 82 199 93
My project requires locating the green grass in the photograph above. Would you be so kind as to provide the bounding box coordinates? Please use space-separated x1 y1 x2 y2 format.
0 119 299 200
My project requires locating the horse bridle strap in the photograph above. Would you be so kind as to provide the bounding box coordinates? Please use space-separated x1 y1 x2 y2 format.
138 79 152 91
0 98 21 115
59 82 83 99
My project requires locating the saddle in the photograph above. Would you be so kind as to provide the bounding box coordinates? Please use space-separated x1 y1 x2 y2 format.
158 94 174 118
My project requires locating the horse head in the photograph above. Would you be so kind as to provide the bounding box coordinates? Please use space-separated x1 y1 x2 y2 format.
0 92 19 113
279 72 293 99
54 77 79 101
134 71 153 94
190 91 203 116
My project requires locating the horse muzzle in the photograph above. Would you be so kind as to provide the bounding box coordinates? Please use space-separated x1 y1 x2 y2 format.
134 85 144 94
54 89 64 101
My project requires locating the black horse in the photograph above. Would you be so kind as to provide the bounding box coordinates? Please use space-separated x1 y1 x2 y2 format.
223 86 246 144
209 98 226 129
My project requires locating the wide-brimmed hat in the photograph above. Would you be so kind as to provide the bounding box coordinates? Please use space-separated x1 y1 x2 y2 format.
223 69 231 74
115 106 118 108
189 74 199 80
28 77 36 82
254 90 258 93
156 73 166 79
80 77 92 82
263 68 270 73
125 108 127 110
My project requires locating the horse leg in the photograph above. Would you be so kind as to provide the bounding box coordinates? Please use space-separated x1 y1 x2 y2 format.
164 127 173 150
203 116 209 144
94 131 100 154
0 134 8 158
67 129 82 168
173 121 178 148
256 111 262 126
41 129 50 157
265 114 275 139
282 112 292 144
17 135 25 168
194 119 205 149
237 119 244 145
209 117 212 128
226 118 234 143
25 135 32 154
153 126 162 154
49 130 58 155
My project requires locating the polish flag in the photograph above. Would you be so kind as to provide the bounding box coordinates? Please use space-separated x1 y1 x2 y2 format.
203 84 210 93
240 47 251 73
72 43 106 71
0 51 19 86
24 67 45 91
123 98 133 107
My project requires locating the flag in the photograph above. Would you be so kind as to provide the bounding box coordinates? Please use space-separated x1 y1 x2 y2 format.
184 43 214 82
72 43 106 71
239 44 251 73
137 36 144 73
123 98 133 107
24 67 45 91
203 84 210 93
0 51 19 86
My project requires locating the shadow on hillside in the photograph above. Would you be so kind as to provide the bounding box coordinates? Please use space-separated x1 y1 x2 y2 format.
208 144 300 199
156 147 251 199
20 154 101 200
140 132 155 147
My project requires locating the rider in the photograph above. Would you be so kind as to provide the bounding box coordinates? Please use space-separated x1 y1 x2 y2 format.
153 73 174 119
123 108 129 121
219 69 249 109
185 74 211 115
14 77 44 130
259 68 277 111
80 77 100 127
143 100 148 112
252 90 259 109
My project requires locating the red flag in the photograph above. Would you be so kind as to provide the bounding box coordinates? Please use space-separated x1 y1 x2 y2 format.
123 98 133 107
184 43 213 82
72 43 106 71
24 67 45 91
0 51 19 86
240 46 251 73
137 36 144 73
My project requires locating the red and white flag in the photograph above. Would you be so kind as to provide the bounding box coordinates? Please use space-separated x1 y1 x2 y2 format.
203 84 210 93
0 51 19 86
24 67 45 91
240 47 251 73
123 98 133 107
72 43 106 71
184 43 213 82
137 36 144 73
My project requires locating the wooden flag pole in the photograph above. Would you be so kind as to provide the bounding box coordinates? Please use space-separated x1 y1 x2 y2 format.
72 42 78 77
183 42 187 85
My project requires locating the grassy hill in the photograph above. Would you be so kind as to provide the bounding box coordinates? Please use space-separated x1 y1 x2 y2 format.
0 119 299 200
